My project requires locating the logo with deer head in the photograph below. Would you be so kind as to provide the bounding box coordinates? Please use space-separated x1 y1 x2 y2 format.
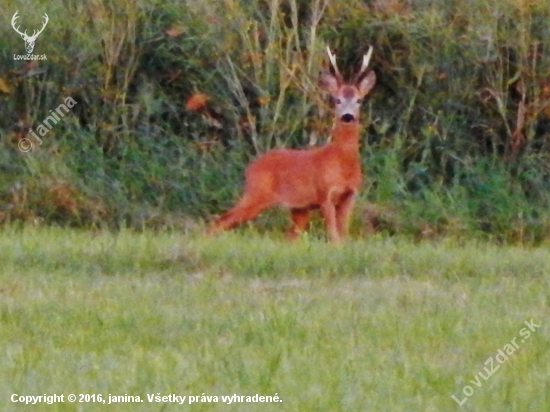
11 10 49 54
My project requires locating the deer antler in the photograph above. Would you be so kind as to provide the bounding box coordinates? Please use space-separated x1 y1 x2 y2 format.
359 45 374 75
326 46 342 80
11 11 27 37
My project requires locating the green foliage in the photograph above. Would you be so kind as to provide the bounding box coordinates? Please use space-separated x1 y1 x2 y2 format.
2 0 550 241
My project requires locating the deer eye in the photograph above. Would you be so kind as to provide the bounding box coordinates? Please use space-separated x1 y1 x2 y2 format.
356 98 363 104
335 99 342 104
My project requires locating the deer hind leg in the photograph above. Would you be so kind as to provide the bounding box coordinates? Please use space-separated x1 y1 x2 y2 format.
286 208 312 240
210 194 272 233
335 191 356 239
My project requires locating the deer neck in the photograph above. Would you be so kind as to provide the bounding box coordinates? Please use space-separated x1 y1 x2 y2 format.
331 120 361 151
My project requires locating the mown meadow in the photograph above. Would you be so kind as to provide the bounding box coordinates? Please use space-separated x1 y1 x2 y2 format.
0 227 549 411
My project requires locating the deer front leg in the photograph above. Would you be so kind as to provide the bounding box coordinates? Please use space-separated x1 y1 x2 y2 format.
336 191 356 239
321 201 341 243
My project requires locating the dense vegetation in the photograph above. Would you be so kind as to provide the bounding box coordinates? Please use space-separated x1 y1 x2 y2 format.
2 0 550 242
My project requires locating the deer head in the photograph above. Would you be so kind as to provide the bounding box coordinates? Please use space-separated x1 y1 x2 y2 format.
320 46 376 124
11 10 49 54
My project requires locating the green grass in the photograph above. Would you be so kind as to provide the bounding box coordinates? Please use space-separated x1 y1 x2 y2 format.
0 227 549 411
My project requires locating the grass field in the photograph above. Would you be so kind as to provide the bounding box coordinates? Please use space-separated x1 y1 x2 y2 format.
0 227 549 411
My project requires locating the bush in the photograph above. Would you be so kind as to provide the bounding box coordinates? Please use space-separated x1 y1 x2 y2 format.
1 0 550 242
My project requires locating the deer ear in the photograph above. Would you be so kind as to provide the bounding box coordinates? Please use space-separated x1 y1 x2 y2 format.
358 70 376 97
319 71 340 96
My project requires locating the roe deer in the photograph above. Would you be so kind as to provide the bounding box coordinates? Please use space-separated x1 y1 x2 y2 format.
209 46 376 242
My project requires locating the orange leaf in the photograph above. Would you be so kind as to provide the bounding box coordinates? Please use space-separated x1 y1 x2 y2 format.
186 93 209 111
256 96 270 106
165 28 184 37
243 52 263 64
0 77 12 94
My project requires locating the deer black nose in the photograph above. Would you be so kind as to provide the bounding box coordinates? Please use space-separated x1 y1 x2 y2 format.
341 113 355 123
